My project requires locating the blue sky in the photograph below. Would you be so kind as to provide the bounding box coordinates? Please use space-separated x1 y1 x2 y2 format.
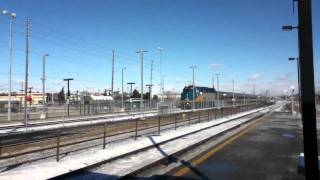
0 0 319 95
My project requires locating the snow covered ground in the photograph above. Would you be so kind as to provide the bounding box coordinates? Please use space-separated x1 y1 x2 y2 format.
0 103 280 180
0 106 233 134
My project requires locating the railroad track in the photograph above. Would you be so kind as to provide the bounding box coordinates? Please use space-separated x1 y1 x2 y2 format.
0 103 272 172
52 105 277 180
0 110 160 131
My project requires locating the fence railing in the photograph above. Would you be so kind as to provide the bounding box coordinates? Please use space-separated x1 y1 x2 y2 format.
0 101 273 167
0 99 267 122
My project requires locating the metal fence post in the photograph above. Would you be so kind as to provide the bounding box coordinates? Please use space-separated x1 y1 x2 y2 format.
103 122 107 149
214 109 217 119
135 118 138 140
56 128 61 162
189 112 191 126
0 139 2 158
208 110 210 121
174 114 177 130
198 111 201 123
158 116 161 135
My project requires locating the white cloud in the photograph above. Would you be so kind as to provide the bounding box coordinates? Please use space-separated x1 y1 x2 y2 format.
276 72 295 81
209 63 224 68
248 73 261 81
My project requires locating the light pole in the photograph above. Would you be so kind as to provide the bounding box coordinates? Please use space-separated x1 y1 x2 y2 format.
136 49 148 113
146 84 153 109
127 82 135 112
223 74 235 107
162 75 166 101
41 54 49 114
121 67 126 110
223 93 227 107
215 74 222 107
283 2 319 176
189 66 197 110
284 89 288 100
289 57 300 112
157 47 164 101
2 10 16 121
291 85 295 115
63 78 74 116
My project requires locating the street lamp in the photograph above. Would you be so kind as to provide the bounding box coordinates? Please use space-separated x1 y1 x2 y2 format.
121 67 126 110
215 73 222 107
284 89 288 100
162 75 166 101
291 85 295 115
41 54 49 114
127 82 135 112
221 74 235 107
289 57 300 112
63 78 74 116
157 47 164 101
136 49 148 113
282 25 298 31
189 66 197 110
146 84 153 109
2 10 16 121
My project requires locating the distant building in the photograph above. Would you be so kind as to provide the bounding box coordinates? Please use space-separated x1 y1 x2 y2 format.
0 93 47 107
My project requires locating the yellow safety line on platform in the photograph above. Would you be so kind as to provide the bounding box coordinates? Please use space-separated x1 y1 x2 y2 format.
173 112 271 177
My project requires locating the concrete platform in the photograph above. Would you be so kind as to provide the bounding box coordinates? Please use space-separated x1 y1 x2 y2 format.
169 112 308 180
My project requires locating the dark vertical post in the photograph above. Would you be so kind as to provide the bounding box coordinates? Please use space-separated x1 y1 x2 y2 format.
188 113 191 126
135 118 138 140
214 109 217 119
56 128 61 162
298 0 319 179
198 111 201 123
63 78 74 117
158 116 161 135
208 110 210 121
103 122 107 149
0 139 2 158
174 114 177 130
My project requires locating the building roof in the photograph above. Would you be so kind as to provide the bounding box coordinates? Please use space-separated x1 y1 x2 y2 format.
90 95 113 101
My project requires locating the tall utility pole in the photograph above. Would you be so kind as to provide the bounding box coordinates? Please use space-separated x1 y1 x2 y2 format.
146 84 153 109
41 54 49 112
24 18 30 129
148 60 154 108
157 47 163 101
289 57 300 112
111 49 115 97
27 87 33 112
162 75 166 101
136 49 148 113
127 82 135 112
127 82 135 96
212 75 215 89
223 74 235 106
253 80 256 95
297 0 319 178
121 67 126 109
190 66 197 110
63 78 74 116
3 10 16 121
232 78 235 106
215 74 221 107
